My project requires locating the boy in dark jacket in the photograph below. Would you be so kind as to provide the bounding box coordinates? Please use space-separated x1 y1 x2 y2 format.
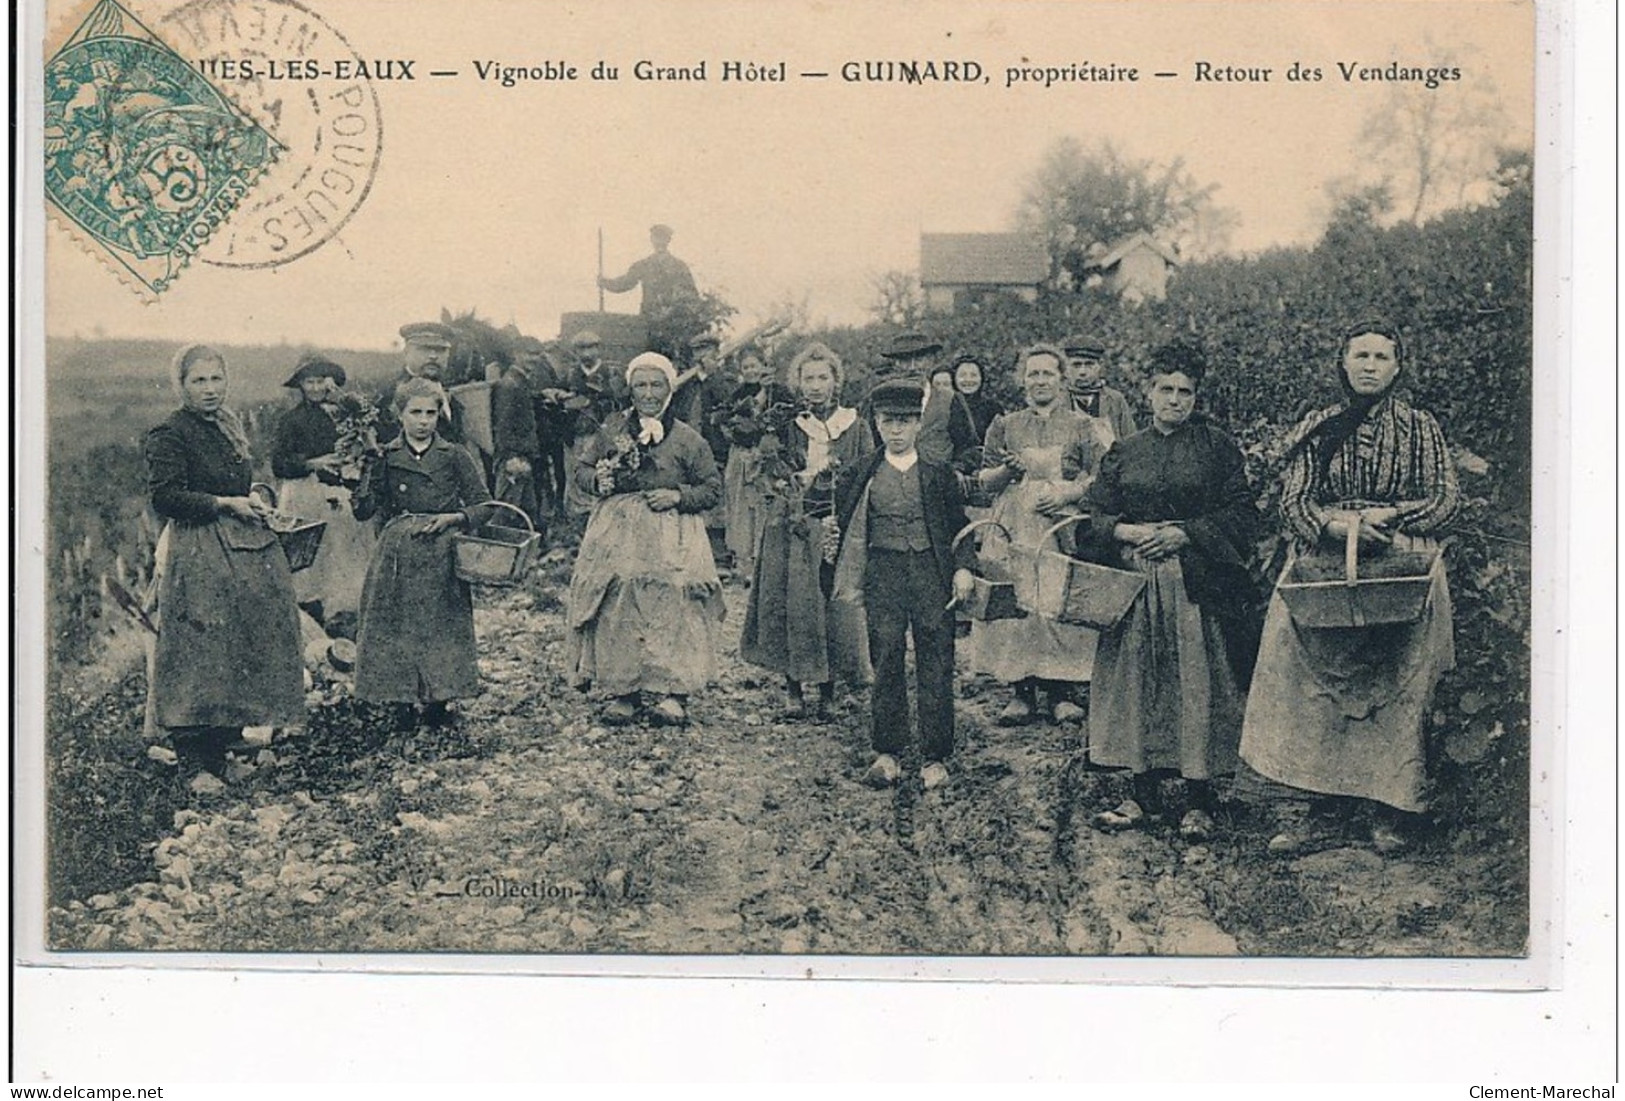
828 380 975 790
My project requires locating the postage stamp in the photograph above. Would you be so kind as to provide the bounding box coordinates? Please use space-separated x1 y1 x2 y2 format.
43 0 283 297
156 0 385 269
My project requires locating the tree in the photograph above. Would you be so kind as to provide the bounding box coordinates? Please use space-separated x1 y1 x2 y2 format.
868 269 925 327
1014 137 1237 287
1332 44 1516 225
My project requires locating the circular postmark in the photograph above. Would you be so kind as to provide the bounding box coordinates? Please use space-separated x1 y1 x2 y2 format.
158 0 384 269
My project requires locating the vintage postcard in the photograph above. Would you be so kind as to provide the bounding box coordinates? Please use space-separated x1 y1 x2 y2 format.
18 0 1552 990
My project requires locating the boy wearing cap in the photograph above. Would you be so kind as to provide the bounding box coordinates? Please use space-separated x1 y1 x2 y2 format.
1063 335 1138 445
829 379 976 790
865 331 955 466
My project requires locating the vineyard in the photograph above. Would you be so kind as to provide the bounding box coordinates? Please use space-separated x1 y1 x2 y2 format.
41 169 1532 956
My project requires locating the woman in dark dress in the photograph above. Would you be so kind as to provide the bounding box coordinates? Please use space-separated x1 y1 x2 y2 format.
948 353 1000 471
270 352 375 625
1073 343 1258 841
144 344 304 780
739 342 872 718
720 346 784 579
352 378 495 729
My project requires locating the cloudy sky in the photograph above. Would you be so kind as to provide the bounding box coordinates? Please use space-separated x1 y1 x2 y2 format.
42 0 1533 350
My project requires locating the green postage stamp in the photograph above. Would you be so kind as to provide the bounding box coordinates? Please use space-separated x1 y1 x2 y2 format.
43 0 281 297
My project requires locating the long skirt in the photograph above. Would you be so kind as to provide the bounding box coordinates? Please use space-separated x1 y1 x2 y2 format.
740 499 871 686
1088 553 1243 779
354 515 481 703
277 475 374 616
147 518 304 730
970 477 1096 684
566 494 726 697
723 445 768 577
1239 539 1453 813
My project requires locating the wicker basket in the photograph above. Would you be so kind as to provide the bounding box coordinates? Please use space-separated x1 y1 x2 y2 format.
949 519 1027 622
453 501 543 586
1278 521 1437 629
275 520 327 573
1008 515 1147 630
250 483 327 573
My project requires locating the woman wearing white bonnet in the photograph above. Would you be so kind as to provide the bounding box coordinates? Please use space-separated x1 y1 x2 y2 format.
564 351 726 725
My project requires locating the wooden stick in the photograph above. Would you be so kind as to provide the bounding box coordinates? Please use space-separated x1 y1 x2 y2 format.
597 227 605 312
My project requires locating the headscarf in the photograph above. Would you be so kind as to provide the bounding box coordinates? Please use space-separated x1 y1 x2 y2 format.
171 343 252 462
951 353 985 395
1283 320 1407 479
625 352 678 445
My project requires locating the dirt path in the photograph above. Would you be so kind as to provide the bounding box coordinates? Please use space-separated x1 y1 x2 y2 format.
49 569 1523 958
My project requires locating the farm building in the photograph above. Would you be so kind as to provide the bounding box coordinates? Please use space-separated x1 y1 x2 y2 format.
1080 231 1181 303
919 233 1049 313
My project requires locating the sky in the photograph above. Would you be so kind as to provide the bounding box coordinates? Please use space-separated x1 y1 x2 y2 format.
42 0 1534 350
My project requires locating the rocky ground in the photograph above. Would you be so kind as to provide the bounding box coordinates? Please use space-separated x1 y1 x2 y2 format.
48 551 1527 958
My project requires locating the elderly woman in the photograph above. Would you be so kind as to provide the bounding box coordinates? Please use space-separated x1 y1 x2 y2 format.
270 352 375 627
144 345 304 780
567 352 726 725
1074 343 1258 840
1240 321 1461 855
740 342 872 719
973 344 1105 725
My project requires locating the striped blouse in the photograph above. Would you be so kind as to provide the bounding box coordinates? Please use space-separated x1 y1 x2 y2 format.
1279 396 1461 544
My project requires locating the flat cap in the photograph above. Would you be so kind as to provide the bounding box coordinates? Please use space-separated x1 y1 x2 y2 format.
399 321 456 347
1061 334 1106 358
880 331 943 360
283 352 347 388
513 335 548 355
570 329 603 349
868 378 926 415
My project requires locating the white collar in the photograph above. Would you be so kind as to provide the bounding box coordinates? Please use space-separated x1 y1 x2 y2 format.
883 450 918 472
795 406 858 439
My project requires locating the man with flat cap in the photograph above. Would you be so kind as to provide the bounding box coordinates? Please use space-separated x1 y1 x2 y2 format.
863 331 955 466
829 377 976 791
1063 334 1137 446
556 329 630 516
599 224 701 358
599 224 700 320
518 335 573 518
671 330 736 565
376 321 467 447
490 337 545 525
